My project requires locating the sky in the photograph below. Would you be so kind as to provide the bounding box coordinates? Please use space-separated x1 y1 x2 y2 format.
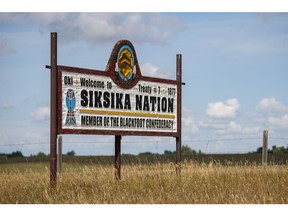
0 12 288 156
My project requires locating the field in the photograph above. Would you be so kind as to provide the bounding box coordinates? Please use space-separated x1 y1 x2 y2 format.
0 155 288 204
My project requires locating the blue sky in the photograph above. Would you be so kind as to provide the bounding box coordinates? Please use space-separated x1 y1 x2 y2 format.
0 12 288 156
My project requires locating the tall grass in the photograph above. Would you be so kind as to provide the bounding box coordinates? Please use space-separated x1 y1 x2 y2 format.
0 161 287 204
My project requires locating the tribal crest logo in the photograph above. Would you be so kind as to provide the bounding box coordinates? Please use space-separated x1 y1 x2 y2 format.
115 45 136 82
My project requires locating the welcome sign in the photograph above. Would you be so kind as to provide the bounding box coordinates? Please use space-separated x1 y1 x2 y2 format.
57 40 179 136
48 33 182 183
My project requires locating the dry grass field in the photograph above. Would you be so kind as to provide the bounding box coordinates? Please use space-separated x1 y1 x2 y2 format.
0 160 287 204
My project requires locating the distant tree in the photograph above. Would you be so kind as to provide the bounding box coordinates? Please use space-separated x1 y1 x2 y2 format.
181 145 196 155
138 152 153 156
67 150 76 156
163 146 203 155
122 154 134 157
256 147 263 154
164 150 174 155
254 145 288 154
272 146 286 154
36 152 47 157
8 151 24 158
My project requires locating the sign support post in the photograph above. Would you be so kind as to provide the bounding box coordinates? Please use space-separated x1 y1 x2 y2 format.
50 32 58 184
115 135 121 180
176 54 182 175
57 135 62 173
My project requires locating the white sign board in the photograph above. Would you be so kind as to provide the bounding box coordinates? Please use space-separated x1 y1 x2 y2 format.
61 71 177 133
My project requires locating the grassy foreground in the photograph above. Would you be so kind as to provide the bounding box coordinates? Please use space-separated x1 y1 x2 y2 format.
0 161 287 204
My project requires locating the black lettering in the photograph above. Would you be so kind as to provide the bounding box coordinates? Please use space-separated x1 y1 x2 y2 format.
103 92 110 108
89 91 93 108
80 78 104 88
80 115 103 126
116 93 123 109
111 92 115 109
143 96 150 111
161 97 167 112
88 116 93 125
94 91 102 108
81 90 88 107
157 97 161 112
135 95 142 111
150 96 156 111
64 76 73 85
168 98 174 113
81 115 86 125
80 78 86 86
124 94 131 110
64 76 68 85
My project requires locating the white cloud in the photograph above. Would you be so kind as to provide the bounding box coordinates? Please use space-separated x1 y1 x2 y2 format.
141 62 173 79
206 98 240 119
182 107 199 134
0 102 12 109
141 62 158 76
5 13 184 45
182 116 199 134
256 97 288 114
267 114 288 131
188 14 288 56
199 117 260 135
28 13 69 26
214 121 260 135
255 98 288 132
199 118 228 130
30 106 50 121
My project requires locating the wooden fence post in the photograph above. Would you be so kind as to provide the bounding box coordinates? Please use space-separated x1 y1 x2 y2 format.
262 130 268 166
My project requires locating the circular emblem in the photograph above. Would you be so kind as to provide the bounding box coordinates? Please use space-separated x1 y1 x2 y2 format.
116 45 136 82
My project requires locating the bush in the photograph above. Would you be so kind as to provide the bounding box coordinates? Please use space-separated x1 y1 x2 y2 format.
8 151 24 158
67 150 76 156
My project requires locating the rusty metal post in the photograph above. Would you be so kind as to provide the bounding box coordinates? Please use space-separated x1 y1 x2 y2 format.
176 54 182 175
50 32 58 184
115 135 121 180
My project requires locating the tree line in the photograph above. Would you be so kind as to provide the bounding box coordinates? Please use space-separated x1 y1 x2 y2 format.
138 145 203 156
1 144 288 158
0 151 24 158
253 145 288 154
139 145 288 156
0 150 76 158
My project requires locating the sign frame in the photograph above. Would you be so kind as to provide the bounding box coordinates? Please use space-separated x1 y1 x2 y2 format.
57 65 179 137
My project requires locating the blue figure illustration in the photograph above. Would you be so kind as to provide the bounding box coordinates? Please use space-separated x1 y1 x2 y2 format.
65 89 76 125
